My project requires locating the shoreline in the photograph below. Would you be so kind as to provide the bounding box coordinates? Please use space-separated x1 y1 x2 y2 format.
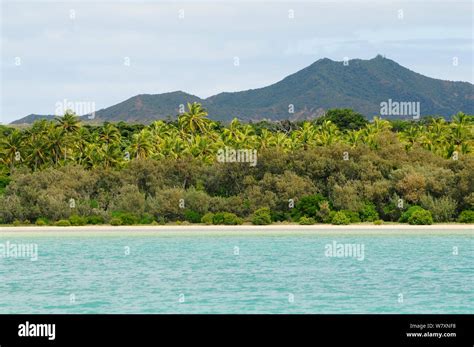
0 224 472 236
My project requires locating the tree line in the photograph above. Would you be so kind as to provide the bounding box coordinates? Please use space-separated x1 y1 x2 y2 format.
0 105 473 226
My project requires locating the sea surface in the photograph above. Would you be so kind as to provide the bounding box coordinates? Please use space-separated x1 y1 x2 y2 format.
0 229 472 313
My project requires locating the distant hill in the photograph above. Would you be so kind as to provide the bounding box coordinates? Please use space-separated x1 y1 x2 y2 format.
11 114 56 124
88 91 204 123
11 55 474 124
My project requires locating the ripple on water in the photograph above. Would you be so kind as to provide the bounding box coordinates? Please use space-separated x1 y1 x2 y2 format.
0 233 472 313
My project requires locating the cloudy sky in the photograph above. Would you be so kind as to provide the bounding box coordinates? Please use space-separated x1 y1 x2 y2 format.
1 0 472 123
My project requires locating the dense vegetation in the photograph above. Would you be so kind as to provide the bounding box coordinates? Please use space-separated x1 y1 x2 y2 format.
1 104 473 226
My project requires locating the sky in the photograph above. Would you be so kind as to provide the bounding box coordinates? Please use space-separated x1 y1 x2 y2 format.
1 0 473 123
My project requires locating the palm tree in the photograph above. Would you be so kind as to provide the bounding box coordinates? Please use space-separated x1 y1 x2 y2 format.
258 129 276 149
48 126 67 165
449 122 470 154
316 120 340 146
3 108 471 173
295 122 316 150
346 129 362 148
0 130 23 170
99 123 121 146
150 120 172 141
421 129 438 152
158 135 185 159
80 143 101 169
99 143 123 168
399 125 422 151
240 124 257 148
222 118 244 146
178 102 211 134
371 117 392 132
56 111 80 134
443 142 457 160
25 133 48 170
429 118 446 136
55 111 81 161
274 132 290 150
452 112 469 125
184 134 216 163
129 129 153 159
75 127 92 162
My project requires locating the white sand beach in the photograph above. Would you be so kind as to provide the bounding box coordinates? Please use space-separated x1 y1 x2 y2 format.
0 224 472 237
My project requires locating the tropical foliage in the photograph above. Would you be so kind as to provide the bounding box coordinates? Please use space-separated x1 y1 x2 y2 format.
0 104 473 225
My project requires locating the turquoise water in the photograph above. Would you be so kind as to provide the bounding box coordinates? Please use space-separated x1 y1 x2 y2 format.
0 231 472 313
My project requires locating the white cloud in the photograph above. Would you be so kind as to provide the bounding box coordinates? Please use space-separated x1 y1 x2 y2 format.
1 0 472 123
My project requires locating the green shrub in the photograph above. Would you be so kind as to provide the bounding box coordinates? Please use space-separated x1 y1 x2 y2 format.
111 184 145 215
35 219 47 226
87 215 104 225
156 216 166 225
316 201 332 223
111 211 139 225
316 108 368 131
210 196 247 218
146 188 185 221
331 211 351 225
120 213 139 225
299 216 315 225
382 203 402 222
359 203 379 222
271 211 290 222
223 213 243 225
139 213 155 224
420 195 457 222
331 182 365 212
89 199 99 209
110 217 122 226
55 219 71 226
399 206 424 223
373 219 383 225
212 212 226 225
184 210 202 223
35 218 49 226
12 219 22 226
292 194 326 220
183 189 211 216
201 212 214 225
408 209 433 225
458 210 474 223
341 210 361 223
69 215 87 226
251 207 272 225
0 175 11 196
212 212 243 225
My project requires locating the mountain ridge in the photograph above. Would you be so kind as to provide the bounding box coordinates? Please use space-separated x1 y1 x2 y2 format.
11 56 474 124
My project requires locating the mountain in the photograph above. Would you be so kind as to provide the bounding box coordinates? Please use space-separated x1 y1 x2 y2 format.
206 56 473 121
11 114 56 124
11 56 474 124
88 91 204 123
